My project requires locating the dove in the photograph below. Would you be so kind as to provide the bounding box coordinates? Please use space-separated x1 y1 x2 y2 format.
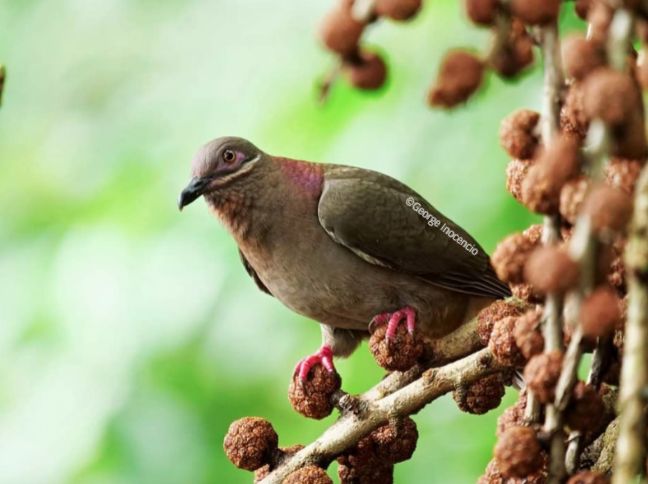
178 137 511 380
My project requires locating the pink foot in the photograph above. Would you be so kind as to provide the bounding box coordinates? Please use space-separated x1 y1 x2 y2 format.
370 306 416 339
293 345 336 382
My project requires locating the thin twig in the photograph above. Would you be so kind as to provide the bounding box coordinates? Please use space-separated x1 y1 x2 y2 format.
537 21 568 484
318 62 342 105
485 11 512 67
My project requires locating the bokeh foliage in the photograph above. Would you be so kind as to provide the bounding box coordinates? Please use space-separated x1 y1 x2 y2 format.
0 1 582 483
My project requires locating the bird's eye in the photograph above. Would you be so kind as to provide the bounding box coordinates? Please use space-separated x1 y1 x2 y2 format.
223 150 236 163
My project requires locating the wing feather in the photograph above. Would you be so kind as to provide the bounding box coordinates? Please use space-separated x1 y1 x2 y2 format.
317 167 511 299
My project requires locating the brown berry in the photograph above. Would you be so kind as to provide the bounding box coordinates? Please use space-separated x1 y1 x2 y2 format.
521 165 555 214
500 109 541 160
581 286 621 338
567 471 610 484
465 0 500 26
524 224 543 244
494 426 544 478
506 158 535 203
559 176 590 224
428 50 484 108
370 417 418 463
524 245 580 294
454 373 506 414
605 158 645 194
541 136 582 179
343 51 387 90
521 136 582 215
491 233 537 284
565 382 605 432
338 461 394 484
369 323 424 371
319 5 365 57
561 83 589 141
485 456 548 483
491 22 535 78
509 0 560 26
489 316 526 366
497 401 526 437
284 465 333 484
224 417 279 471
587 2 614 43
511 282 545 304
514 308 545 358
374 0 422 21
337 438 394 484
477 299 528 346
583 69 642 126
524 351 563 404
562 35 605 80
477 300 526 346
582 184 633 234
613 111 648 159
289 365 341 419
338 435 377 469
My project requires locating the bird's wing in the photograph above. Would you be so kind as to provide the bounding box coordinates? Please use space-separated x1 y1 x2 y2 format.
239 250 273 296
317 166 511 299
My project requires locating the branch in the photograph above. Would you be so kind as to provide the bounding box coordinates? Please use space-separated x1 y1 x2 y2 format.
563 7 635 473
258 348 508 484
613 164 648 483
537 20 568 484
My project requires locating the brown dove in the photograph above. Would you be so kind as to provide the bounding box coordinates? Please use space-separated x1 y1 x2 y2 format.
178 137 511 380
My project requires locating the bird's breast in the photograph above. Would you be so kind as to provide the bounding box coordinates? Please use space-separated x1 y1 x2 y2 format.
239 221 387 327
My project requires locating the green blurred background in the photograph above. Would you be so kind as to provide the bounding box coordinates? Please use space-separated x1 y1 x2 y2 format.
0 1 585 483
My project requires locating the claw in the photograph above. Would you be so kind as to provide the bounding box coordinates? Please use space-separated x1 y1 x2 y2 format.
293 345 335 382
371 306 417 339
369 313 390 334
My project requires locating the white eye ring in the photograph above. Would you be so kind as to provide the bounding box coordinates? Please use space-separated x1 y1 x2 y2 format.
223 150 236 163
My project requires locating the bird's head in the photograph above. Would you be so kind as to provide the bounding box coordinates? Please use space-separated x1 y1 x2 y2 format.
178 136 265 210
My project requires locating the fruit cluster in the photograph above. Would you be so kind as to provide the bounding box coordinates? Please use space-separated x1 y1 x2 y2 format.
470 0 645 481
224 372 420 484
318 0 423 92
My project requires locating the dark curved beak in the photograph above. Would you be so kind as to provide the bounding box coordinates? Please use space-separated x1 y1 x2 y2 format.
178 177 211 211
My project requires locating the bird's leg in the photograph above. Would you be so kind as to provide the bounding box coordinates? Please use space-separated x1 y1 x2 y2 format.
293 345 336 382
370 306 417 339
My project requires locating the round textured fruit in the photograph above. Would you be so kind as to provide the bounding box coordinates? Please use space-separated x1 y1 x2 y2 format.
223 417 278 471
343 51 388 90
319 6 364 57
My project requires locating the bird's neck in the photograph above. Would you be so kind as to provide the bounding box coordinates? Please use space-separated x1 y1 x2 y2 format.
204 156 323 246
